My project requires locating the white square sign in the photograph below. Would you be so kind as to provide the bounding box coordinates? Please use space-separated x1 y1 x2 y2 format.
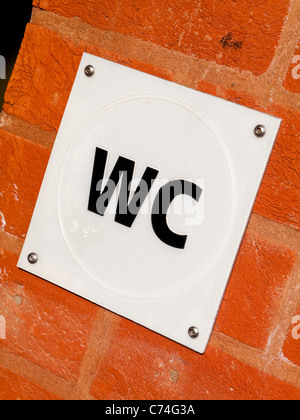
18 53 281 354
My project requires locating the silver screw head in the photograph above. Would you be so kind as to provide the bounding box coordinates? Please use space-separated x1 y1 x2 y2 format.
188 326 199 339
84 65 95 77
28 253 38 264
254 125 266 138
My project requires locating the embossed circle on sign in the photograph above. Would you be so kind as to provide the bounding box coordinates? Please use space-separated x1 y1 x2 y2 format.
57 95 234 300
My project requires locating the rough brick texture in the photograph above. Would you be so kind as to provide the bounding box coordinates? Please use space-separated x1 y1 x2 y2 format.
0 130 50 238
4 24 83 132
254 106 300 231
216 232 297 350
0 250 98 381
91 319 300 400
0 366 59 400
33 0 291 75
0 0 299 400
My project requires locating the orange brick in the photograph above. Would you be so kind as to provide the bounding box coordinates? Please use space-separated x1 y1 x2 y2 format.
0 249 98 381
87 45 175 82
0 130 50 239
0 366 60 400
4 24 84 132
282 304 300 367
283 41 300 94
216 86 265 113
196 80 219 98
254 106 300 231
33 0 290 75
216 232 297 349
90 319 300 400
4 24 174 132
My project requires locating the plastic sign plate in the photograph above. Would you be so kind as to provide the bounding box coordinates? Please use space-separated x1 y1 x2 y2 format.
18 53 281 354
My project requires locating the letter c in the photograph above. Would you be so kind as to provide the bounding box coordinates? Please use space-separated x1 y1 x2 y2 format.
151 180 202 249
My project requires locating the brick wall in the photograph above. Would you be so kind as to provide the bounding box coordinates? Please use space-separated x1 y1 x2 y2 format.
0 0 299 400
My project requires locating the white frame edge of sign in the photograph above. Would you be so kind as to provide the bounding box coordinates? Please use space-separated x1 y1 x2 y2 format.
17 53 281 354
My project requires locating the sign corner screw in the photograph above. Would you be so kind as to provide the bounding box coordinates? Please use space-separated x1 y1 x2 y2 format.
28 253 38 264
254 124 266 138
84 65 95 77
188 326 199 339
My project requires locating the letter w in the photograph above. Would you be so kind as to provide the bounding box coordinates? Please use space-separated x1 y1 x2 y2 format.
88 147 159 227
